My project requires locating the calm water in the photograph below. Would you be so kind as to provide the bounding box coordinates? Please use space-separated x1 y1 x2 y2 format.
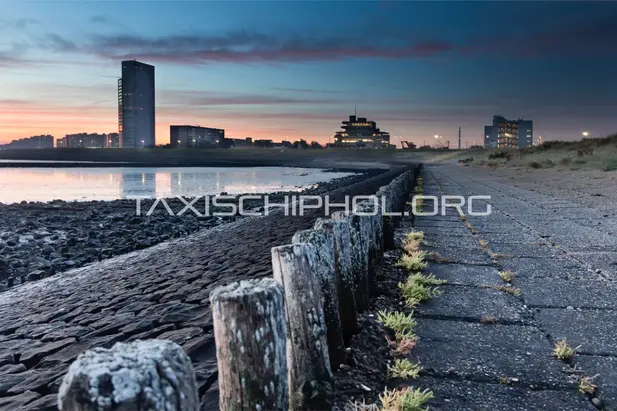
0 167 356 203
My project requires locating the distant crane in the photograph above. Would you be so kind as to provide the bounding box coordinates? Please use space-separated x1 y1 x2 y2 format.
400 141 417 149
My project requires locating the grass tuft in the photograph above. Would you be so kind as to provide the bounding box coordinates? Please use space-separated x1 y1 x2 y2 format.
388 358 423 379
379 387 434 411
403 237 422 254
407 273 448 286
553 339 576 360
479 239 488 248
498 271 514 283
377 310 417 340
396 251 428 271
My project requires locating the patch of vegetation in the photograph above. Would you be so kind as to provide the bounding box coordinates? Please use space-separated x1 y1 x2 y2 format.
493 285 521 296
388 358 423 379
601 158 617 171
529 161 543 169
498 270 514 283
379 387 434 411
391 337 417 356
396 251 428 271
399 275 442 307
553 338 575 361
479 239 488 248
559 156 572 166
458 157 474 164
403 237 422 254
407 273 447 286
406 230 425 242
578 376 597 395
499 375 512 385
377 310 417 340
488 151 512 160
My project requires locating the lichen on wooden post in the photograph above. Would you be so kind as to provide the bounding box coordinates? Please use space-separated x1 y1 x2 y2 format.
271 243 334 411
57 339 200 411
210 278 288 411
314 218 358 342
355 200 383 295
332 211 369 312
292 228 346 370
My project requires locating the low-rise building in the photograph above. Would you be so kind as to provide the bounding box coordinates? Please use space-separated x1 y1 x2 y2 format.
333 113 390 148
0 135 54 149
170 125 225 148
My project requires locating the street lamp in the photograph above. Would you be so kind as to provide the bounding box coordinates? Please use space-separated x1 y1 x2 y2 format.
141 139 144 148
216 140 220 149
582 131 589 138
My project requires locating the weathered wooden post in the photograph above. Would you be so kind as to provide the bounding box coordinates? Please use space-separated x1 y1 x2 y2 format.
314 218 358 342
210 278 288 411
377 186 395 250
292 228 346 370
58 339 199 411
332 211 369 312
271 243 334 410
356 200 383 295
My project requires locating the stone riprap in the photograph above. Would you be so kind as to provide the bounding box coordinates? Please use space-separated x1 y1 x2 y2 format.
0 168 406 410
0 171 367 289
401 164 617 410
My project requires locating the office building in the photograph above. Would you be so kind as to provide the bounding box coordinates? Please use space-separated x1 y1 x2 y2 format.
118 60 155 148
170 125 225 148
333 112 390 148
0 135 53 149
484 115 533 149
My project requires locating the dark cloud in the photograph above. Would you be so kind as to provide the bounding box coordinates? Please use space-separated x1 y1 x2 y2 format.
158 90 346 106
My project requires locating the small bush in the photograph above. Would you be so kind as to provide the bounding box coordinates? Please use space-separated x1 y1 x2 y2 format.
559 157 572 165
399 276 441 307
578 376 597 394
488 151 511 160
601 158 617 171
529 161 543 169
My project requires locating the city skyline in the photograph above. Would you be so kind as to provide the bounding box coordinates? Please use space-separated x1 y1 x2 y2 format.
1 1 617 146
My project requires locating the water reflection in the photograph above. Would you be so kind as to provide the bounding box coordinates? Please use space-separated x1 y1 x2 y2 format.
0 167 356 203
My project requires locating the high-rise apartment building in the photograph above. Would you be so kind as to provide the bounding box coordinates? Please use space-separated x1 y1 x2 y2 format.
118 60 155 148
484 115 533 149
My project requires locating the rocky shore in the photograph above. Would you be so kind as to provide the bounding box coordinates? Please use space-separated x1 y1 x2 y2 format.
0 170 378 290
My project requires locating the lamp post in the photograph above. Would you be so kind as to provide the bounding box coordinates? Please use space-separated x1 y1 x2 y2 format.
582 131 589 138
216 140 220 149
141 139 144 148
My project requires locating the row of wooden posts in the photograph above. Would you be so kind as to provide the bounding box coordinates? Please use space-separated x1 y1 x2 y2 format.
56 166 419 411
211 167 419 410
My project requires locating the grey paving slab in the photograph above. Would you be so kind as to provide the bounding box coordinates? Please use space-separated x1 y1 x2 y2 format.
412 319 573 387
477 231 541 245
499 257 595 280
414 285 526 323
567 252 617 273
417 225 470 236
489 243 565 259
424 245 493 265
516 277 617 309
426 263 503 287
575 355 617 409
421 235 483 250
534 308 617 355
410 376 594 411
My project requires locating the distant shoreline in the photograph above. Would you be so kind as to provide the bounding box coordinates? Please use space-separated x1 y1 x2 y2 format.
0 147 418 170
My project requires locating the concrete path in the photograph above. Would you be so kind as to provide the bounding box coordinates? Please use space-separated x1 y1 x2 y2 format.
407 164 617 410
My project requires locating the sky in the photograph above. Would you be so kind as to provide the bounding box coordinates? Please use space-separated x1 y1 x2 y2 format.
1 1 617 147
